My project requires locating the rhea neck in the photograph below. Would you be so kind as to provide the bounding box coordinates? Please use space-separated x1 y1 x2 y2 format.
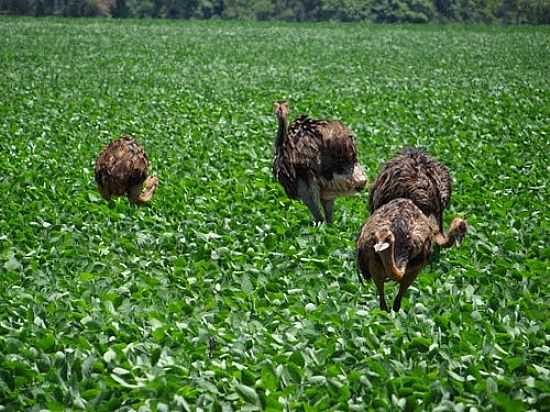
275 112 288 148
374 232 405 281
434 229 460 248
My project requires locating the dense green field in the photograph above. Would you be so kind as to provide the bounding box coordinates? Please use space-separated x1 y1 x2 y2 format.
0 18 549 411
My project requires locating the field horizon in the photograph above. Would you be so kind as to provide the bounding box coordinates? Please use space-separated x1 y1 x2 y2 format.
0 17 548 411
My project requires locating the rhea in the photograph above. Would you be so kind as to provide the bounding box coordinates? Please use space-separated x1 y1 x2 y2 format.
357 198 467 312
95 135 159 205
272 100 367 224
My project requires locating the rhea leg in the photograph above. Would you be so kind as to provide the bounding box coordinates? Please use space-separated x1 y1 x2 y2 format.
297 178 323 223
321 198 335 224
392 268 421 312
128 176 159 205
97 184 112 202
372 274 388 312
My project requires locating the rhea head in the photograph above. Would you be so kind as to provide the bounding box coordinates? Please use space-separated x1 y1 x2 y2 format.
273 100 289 119
448 218 468 246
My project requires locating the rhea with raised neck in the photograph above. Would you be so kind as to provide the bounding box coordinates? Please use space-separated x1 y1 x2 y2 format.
274 100 289 148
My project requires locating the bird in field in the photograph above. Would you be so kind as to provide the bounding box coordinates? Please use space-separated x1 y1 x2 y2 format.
369 148 452 235
272 100 367 224
356 198 467 312
94 135 159 205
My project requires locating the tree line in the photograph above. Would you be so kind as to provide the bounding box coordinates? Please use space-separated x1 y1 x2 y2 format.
1 0 548 24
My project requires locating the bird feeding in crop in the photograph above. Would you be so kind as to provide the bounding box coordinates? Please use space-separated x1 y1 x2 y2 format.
357 198 467 312
95 135 159 205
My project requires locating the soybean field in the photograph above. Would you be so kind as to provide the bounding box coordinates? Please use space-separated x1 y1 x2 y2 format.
0 18 549 411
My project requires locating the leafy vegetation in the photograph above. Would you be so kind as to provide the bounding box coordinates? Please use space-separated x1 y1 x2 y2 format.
1 0 549 23
0 18 549 410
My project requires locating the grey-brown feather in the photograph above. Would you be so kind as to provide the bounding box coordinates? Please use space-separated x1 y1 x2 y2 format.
357 198 436 282
95 136 149 200
368 148 452 231
273 115 360 200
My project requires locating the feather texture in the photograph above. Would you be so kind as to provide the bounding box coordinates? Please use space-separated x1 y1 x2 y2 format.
95 135 157 204
357 198 435 280
368 148 451 231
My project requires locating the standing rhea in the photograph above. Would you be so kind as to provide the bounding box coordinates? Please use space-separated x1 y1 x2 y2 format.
272 100 367 224
369 148 452 234
95 135 159 205
356 198 467 312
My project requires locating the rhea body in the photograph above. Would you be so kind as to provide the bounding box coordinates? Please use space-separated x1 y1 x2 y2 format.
272 101 367 223
357 198 467 312
95 135 159 205
369 148 452 234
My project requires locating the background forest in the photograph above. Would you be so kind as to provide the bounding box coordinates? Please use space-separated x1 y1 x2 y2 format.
1 0 549 23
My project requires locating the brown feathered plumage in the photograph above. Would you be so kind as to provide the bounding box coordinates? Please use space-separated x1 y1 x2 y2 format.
272 101 367 223
94 135 158 205
368 148 452 232
357 198 467 312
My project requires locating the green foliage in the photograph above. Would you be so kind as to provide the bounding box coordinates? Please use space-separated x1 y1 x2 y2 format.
320 0 373 21
372 0 435 22
223 0 274 20
0 18 549 410
0 0 548 22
